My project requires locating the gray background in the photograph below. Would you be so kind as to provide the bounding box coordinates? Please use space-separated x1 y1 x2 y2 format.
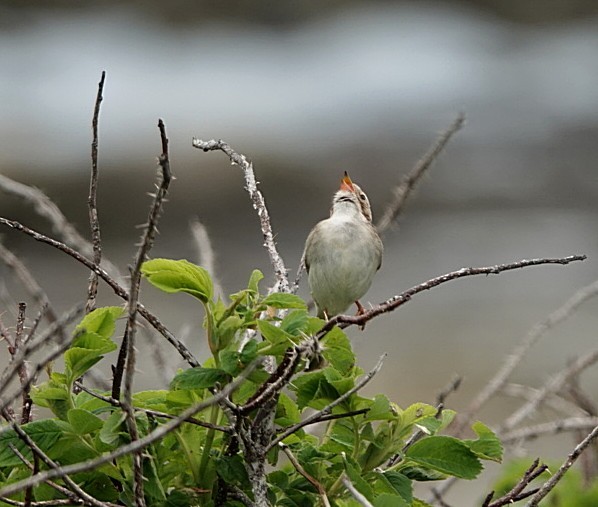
1 1 597 502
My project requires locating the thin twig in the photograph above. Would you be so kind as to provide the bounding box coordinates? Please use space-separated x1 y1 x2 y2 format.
14 302 33 424
6 443 83 504
0 216 199 367
266 354 386 452
118 119 172 507
0 359 261 499
453 277 598 437
86 71 106 313
501 383 586 418
376 112 465 233
0 242 66 343
189 217 223 299
501 348 598 432
0 174 119 279
316 255 586 338
0 303 85 411
483 458 546 507
501 416 598 445
525 423 598 506
192 138 290 293
280 443 331 507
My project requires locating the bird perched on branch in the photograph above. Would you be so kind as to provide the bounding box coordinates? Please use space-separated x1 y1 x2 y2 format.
304 172 383 319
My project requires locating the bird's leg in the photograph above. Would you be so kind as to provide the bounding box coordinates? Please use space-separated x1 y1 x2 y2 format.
354 300 367 330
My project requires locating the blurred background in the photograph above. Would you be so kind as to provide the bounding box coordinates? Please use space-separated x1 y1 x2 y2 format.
1 0 597 502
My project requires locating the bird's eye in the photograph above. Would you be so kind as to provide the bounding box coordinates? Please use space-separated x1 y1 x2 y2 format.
359 193 367 201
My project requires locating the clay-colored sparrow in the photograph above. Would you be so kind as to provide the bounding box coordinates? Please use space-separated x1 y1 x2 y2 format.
304 172 383 318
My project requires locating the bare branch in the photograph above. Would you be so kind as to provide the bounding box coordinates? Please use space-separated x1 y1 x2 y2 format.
0 242 66 343
483 458 546 507
0 175 119 279
502 417 598 445
317 255 586 337
376 112 465 233
454 277 598 436
0 303 85 412
525 423 598 506
501 348 598 432
86 71 106 313
192 138 290 293
0 216 198 367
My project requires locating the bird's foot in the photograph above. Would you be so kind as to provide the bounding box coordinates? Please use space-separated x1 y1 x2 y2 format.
354 300 367 330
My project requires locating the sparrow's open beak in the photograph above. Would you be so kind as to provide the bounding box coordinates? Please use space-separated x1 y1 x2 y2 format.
340 171 354 192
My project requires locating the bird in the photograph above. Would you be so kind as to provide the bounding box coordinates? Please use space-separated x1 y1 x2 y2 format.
303 172 383 319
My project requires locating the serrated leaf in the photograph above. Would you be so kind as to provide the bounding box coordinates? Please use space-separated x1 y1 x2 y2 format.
382 471 412 503
65 348 104 383
262 293 307 309
364 395 397 422
275 393 301 426
321 327 355 374
465 421 503 463
170 367 229 390
0 420 63 466
281 309 309 336
405 436 483 479
99 411 127 447
67 408 103 435
74 307 123 340
258 320 294 355
142 258 213 303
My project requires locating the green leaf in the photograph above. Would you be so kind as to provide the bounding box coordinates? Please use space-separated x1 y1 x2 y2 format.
373 493 409 507
465 421 503 463
142 258 213 303
30 383 70 420
382 471 412 503
412 499 435 507
0 420 63 466
215 454 249 485
258 319 294 355
399 466 447 481
65 348 104 383
248 269 264 294
262 293 307 310
170 367 229 390
74 306 123 340
345 458 374 501
405 436 483 479
281 310 309 336
291 370 338 410
275 393 301 427
364 395 397 422
217 315 243 350
321 327 355 374
67 408 103 435
99 411 127 447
